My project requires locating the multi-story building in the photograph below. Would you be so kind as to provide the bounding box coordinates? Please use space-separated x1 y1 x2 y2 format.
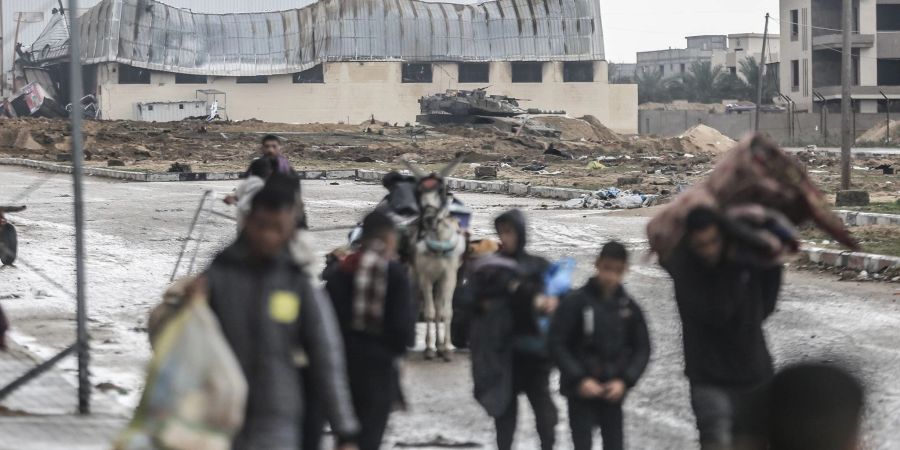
779 0 900 112
11 0 638 133
725 33 781 80
636 35 729 79
637 34 780 82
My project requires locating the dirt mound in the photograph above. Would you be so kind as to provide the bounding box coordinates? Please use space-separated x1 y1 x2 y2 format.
528 116 621 142
857 120 900 144
670 124 736 155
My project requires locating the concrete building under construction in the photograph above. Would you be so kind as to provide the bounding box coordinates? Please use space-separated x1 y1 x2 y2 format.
13 0 638 133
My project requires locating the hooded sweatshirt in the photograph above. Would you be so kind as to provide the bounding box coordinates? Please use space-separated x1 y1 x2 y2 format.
493 209 550 343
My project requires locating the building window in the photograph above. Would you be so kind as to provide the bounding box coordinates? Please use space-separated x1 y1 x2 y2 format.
680 63 686 73
236 76 268 84
877 5 900 31
790 9 799 41
458 63 490 83
563 62 594 82
878 59 900 86
175 73 207 84
791 60 800 92
401 63 433 83
118 65 151 84
658 64 665 74
294 64 324 83
511 62 543 83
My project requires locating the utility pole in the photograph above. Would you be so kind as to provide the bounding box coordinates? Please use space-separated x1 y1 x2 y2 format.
840 0 852 190
755 13 770 132
67 0 91 415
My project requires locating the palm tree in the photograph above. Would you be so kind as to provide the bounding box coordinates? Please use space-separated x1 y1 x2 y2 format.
739 57 779 104
683 61 724 103
635 69 670 104
715 73 750 101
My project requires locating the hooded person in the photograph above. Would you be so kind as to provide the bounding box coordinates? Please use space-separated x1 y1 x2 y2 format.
467 209 558 450
324 210 416 450
203 174 360 450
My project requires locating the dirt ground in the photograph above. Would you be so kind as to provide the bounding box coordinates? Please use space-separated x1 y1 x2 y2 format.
1 116 898 203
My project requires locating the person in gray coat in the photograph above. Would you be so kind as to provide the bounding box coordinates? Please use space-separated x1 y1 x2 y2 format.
204 175 360 449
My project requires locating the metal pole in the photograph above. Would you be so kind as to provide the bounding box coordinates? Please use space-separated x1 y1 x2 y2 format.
840 0 853 190
68 0 90 415
1 0 5 97
755 13 770 132
882 91 891 144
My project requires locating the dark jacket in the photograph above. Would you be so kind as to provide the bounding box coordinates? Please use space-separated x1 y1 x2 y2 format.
663 243 783 387
467 210 552 417
549 279 651 397
324 255 416 365
205 238 359 449
493 209 551 352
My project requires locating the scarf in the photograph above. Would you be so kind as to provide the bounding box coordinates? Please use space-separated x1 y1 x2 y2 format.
348 250 389 334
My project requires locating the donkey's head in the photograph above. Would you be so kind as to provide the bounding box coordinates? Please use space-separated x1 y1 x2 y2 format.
403 157 464 227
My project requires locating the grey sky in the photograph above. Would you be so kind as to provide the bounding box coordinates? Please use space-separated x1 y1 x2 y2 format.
600 0 780 62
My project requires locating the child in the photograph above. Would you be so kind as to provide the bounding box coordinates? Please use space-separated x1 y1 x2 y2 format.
548 241 651 450
225 157 273 232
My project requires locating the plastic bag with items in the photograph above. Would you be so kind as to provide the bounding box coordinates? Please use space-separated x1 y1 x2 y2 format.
115 278 247 450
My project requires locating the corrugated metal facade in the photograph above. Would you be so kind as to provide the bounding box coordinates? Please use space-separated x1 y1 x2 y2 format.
3 0 318 91
71 0 604 76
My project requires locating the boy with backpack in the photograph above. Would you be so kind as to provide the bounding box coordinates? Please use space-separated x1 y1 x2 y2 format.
549 241 651 450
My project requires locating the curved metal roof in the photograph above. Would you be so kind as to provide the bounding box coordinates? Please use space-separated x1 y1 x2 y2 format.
71 0 604 76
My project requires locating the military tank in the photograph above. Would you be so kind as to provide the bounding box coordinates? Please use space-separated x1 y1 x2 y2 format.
419 88 566 118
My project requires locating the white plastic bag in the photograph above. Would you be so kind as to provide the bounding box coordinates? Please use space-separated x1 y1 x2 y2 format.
115 284 247 450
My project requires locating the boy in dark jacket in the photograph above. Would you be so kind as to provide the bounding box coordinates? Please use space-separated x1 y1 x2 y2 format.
468 209 558 450
549 241 651 450
204 175 360 450
325 210 416 450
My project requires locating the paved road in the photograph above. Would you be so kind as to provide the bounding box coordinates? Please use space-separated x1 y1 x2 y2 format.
1 166 898 449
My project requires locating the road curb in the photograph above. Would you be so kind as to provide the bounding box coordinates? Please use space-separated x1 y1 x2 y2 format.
799 246 900 273
4 159 602 202
834 210 900 227
0 158 359 182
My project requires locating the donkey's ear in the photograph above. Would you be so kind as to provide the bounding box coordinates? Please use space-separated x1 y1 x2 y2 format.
401 159 428 179
439 155 466 179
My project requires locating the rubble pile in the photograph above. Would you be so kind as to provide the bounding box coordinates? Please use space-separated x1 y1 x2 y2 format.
562 187 660 210
668 124 736 155
1 115 896 204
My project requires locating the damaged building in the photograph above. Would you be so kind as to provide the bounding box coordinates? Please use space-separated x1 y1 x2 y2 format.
13 0 637 133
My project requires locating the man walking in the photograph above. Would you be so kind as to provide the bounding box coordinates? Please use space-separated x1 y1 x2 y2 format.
203 175 360 449
468 209 558 450
549 241 650 450
662 207 782 450
325 210 416 450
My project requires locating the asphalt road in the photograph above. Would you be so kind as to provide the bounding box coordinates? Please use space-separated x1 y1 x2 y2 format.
1 166 898 449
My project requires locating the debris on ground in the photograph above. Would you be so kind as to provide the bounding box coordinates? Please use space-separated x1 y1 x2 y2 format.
563 187 659 210
0 116 896 206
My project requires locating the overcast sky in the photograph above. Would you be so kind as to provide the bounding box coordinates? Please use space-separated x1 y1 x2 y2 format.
600 0 780 62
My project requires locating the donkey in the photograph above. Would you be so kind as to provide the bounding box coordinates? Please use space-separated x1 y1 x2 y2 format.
403 158 467 360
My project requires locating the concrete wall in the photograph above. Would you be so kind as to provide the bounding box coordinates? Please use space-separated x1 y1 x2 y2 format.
94 61 638 134
639 109 889 145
